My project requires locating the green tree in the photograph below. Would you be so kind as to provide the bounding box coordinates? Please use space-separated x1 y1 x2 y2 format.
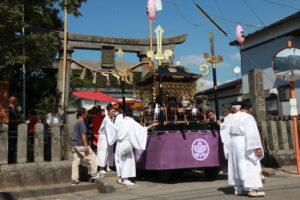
0 0 87 117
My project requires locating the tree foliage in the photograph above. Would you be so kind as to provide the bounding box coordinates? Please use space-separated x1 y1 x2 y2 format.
0 0 87 117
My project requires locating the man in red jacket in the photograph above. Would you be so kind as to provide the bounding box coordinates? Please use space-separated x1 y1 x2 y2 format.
91 108 104 152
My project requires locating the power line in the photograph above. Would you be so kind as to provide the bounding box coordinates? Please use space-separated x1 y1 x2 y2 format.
213 0 234 39
242 0 266 27
165 0 285 85
262 0 300 10
164 0 207 27
164 0 260 28
233 0 284 85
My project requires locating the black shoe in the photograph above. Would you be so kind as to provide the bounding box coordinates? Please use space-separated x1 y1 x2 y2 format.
71 180 80 186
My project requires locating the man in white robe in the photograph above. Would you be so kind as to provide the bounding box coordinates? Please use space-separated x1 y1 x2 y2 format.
217 102 241 159
112 106 124 175
227 100 265 197
97 104 117 175
113 105 124 128
108 108 158 186
218 103 233 159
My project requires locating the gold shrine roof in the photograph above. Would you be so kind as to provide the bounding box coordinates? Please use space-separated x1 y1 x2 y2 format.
137 65 201 86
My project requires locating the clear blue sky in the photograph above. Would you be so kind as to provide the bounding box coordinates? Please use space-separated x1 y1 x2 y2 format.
60 0 299 90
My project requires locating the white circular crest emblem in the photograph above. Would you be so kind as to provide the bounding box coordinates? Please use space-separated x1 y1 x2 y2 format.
191 138 209 161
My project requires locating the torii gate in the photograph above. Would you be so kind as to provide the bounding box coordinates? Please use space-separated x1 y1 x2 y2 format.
51 31 187 112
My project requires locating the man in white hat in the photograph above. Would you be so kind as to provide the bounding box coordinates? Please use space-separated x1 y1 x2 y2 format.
226 100 265 197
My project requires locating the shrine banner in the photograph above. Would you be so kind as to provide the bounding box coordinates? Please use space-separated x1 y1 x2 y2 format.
135 131 225 170
0 82 9 123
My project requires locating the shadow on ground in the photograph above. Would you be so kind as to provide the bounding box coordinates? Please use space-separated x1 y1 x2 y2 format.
136 170 227 184
217 186 234 195
0 193 17 200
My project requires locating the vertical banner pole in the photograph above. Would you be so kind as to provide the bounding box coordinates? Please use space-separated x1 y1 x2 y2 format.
290 81 300 175
149 20 153 51
61 1 68 117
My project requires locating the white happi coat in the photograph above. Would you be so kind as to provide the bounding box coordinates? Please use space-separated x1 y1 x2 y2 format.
97 116 117 167
227 111 263 188
109 116 148 178
219 113 233 159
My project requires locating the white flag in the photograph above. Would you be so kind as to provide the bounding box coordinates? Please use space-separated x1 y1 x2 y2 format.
156 0 163 11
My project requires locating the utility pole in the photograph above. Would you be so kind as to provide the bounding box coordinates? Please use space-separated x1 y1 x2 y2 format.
22 2 26 121
60 0 68 119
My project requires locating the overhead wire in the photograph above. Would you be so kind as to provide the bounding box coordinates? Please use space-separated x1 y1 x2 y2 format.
166 0 263 81
164 0 208 27
213 0 233 36
262 0 300 10
239 0 290 84
242 0 266 27
191 0 281 85
164 0 260 28
164 0 292 85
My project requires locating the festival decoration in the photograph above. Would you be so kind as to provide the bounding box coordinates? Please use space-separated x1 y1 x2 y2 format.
203 32 223 120
156 0 162 11
112 49 134 85
147 0 156 20
147 25 173 65
199 64 210 78
79 68 86 80
235 24 245 44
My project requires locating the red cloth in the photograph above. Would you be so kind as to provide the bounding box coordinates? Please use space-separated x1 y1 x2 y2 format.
92 115 104 146
28 116 37 133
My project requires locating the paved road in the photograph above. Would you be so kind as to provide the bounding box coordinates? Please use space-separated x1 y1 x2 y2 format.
25 170 300 200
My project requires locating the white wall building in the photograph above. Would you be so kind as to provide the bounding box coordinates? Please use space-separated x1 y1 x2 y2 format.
230 11 300 116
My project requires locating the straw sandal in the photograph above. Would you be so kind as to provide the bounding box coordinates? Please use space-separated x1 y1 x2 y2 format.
248 190 266 197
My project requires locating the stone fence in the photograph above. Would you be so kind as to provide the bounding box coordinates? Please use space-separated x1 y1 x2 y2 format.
258 120 300 166
0 123 71 165
0 119 299 167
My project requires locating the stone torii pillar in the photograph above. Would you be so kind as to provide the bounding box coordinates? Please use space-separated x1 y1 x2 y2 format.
248 68 267 121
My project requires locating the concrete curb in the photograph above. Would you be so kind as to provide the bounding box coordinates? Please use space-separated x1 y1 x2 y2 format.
0 173 119 199
95 179 116 193
262 166 298 177
262 168 276 177
0 183 96 200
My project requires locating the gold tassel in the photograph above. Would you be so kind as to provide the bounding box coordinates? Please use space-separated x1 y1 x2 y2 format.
112 74 120 85
102 73 110 86
80 68 86 80
106 74 110 86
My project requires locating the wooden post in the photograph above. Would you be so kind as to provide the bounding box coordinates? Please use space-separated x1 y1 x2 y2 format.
61 1 68 117
149 20 153 51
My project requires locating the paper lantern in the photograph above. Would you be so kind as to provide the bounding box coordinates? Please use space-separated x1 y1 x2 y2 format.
235 25 245 44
